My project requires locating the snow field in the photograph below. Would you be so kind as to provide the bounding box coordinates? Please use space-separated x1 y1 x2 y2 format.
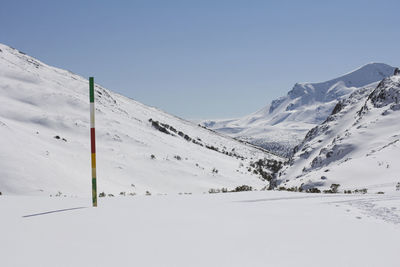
1 191 400 267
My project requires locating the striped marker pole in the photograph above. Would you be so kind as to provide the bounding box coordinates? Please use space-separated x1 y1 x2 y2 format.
89 77 97 207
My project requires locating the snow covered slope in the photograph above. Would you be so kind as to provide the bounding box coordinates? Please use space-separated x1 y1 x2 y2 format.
203 63 395 156
0 43 283 196
279 70 400 193
3 192 400 267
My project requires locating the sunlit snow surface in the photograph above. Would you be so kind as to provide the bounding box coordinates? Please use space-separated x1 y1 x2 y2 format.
2 192 400 267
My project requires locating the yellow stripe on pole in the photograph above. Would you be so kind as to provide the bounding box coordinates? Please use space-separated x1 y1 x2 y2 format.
91 153 96 168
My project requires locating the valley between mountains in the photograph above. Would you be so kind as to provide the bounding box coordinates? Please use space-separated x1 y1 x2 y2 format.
1 43 400 195
2 43 400 267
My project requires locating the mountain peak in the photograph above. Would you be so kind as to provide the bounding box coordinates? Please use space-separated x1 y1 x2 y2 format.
284 63 395 107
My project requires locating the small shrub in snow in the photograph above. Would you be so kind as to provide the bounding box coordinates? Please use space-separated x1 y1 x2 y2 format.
306 188 321 193
212 168 218 174
0 192 2 196
324 184 340 193
221 188 228 193
286 187 299 192
331 184 340 193
344 190 352 194
119 192 126 196
146 191 151 196
298 184 304 192
208 188 221 194
377 192 385 194
128 192 136 196
107 194 114 197
99 192 106 197
174 155 182 160
396 182 400 191
206 145 219 152
277 186 300 192
353 188 367 194
150 154 156 159
233 185 252 192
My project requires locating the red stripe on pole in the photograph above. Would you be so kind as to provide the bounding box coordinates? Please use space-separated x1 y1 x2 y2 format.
90 128 96 153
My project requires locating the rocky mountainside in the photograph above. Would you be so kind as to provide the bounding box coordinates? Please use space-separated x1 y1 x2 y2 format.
202 63 395 157
278 69 400 193
0 43 283 196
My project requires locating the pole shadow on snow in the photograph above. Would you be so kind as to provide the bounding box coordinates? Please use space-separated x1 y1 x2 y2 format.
22 207 88 218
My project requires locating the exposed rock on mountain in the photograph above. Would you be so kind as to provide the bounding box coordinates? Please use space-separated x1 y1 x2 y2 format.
202 63 395 157
279 70 400 193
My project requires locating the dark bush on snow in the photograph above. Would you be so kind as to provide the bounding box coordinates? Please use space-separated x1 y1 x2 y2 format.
324 184 340 193
306 187 321 193
209 188 220 194
232 185 252 192
353 188 367 194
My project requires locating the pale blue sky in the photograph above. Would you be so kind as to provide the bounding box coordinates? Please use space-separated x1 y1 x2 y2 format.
1 0 399 119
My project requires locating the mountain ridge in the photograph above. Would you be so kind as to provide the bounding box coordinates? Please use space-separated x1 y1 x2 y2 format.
0 42 283 196
202 63 396 156
278 72 400 192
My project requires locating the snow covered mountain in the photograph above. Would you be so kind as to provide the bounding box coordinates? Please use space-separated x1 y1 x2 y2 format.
278 69 400 193
0 43 283 196
202 63 395 157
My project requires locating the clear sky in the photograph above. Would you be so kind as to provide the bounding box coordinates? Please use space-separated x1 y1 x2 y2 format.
1 0 399 119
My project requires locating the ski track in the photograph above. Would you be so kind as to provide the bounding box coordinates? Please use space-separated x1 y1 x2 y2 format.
237 193 363 203
329 195 400 225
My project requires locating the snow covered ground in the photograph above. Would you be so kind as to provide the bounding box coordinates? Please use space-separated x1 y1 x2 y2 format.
2 191 400 267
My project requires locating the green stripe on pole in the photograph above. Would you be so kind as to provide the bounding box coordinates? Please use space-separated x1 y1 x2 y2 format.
89 76 97 207
89 77 94 103
92 178 97 206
